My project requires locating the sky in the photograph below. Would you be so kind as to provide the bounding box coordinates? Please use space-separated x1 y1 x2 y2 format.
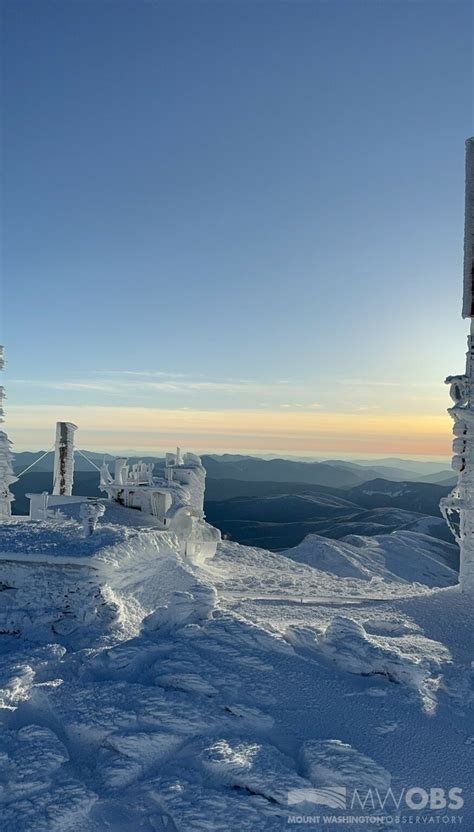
1 0 473 457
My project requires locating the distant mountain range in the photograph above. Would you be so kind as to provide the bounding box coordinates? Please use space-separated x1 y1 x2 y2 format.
11 450 455 486
204 479 454 550
201 455 456 487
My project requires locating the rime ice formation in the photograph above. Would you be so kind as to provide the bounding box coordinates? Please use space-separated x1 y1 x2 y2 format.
0 531 472 830
80 499 106 537
0 431 16 519
0 516 195 643
0 346 17 519
440 137 474 593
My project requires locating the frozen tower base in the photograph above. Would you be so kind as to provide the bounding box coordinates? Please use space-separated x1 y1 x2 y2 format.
440 137 474 593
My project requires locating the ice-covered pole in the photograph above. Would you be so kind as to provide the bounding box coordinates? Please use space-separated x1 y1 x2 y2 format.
0 346 18 519
440 137 474 592
53 421 77 496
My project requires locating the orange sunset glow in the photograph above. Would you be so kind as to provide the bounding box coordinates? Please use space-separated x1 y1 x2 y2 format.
8 405 453 458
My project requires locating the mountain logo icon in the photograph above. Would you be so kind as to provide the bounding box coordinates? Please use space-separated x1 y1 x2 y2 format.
287 787 347 809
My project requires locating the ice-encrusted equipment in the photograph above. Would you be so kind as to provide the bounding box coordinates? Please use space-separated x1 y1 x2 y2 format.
440 137 474 592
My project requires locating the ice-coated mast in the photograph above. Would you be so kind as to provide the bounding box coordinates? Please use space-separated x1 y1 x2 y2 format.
53 421 77 496
440 137 474 592
0 346 18 518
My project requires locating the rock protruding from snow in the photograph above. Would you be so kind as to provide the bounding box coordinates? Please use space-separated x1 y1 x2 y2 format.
200 739 312 806
300 739 391 793
318 615 446 706
143 584 217 634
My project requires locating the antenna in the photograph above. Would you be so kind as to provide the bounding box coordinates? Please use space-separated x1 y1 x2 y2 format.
462 138 474 319
0 345 6 423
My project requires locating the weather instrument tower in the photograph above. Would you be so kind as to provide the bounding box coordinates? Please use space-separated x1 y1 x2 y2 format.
440 137 474 592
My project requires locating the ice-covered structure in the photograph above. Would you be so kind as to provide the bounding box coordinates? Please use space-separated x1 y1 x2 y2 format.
26 444 220 560
99 448 220 559
0 345 17 519
440 137 474 593
0 414 220 641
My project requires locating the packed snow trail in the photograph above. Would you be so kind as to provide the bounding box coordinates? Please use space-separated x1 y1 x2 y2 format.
220 593 422 604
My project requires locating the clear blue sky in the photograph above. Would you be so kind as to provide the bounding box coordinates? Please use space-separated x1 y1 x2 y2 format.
1 0 473 455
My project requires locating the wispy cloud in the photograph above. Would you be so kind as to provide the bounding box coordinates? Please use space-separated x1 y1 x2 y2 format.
98 370 190 379
10 379 119 393
8 373 446 420
341 378 441 389
9 373 295 399
93 369 262 383
279 402 322 410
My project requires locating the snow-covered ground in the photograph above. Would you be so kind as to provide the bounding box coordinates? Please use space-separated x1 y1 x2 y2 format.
0 515 472 831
